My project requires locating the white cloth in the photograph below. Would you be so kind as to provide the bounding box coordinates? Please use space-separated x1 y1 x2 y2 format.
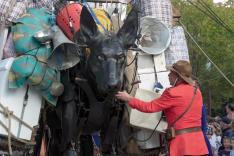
141 0 172 27
209 134 222 152
230 150 234 156
164 26 190 66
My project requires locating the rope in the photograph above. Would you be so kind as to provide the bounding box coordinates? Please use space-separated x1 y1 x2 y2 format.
0 106 15 155
6 107 12 155
0 102 36 154
126 52 138 67
0 103 33 131
126 52 139 94
0 119 36 144
179 21 234 88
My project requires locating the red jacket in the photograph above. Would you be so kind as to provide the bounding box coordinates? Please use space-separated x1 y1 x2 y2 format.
129 83 208 156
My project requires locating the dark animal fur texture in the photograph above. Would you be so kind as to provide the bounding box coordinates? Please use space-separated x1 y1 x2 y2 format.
42 5 140 156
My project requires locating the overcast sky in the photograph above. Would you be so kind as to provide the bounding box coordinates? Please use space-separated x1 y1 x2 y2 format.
213 0 227 3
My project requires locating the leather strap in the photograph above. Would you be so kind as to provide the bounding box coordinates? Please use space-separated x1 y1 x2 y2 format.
170 86 198 127
175 126 201 136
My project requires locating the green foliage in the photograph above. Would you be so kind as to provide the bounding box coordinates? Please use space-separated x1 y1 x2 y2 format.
225 0 234 7
172 0 234 114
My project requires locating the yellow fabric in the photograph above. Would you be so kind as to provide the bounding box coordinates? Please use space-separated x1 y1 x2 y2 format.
85 9 113 54
93 8 113 32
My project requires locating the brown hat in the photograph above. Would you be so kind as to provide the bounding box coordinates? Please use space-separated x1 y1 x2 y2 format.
167 60 194 84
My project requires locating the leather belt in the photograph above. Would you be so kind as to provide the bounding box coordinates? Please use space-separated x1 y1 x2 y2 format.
175 127 201 136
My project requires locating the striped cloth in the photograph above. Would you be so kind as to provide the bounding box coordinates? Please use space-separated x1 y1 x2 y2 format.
3 33 16 59
28 0 64 14
164 26 190 66
0 0 64 25
141 0 172 27
0 0 35 25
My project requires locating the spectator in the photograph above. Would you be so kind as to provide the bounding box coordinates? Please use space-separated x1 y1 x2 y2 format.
230 137 234 156
208 123 222 155
218 130 234 156
225 103 234 121
221 117 233 137
218 135 231 156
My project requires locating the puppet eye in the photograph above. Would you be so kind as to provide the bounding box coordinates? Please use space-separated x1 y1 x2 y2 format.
98 55 105 61
118 55 125 62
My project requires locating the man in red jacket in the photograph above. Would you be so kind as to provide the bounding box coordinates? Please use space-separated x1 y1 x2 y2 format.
116 60 208 156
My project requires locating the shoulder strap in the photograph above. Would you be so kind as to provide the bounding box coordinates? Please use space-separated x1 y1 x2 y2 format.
170 86 198 127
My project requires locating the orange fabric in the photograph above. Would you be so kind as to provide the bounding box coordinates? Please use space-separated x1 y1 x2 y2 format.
169 131 208 156
40 135 46 156
129 83 208 156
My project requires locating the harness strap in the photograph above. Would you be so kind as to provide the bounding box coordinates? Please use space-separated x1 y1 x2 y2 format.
175 126 201 136
75 76 97 104
170 86 198 127
75 75 111 133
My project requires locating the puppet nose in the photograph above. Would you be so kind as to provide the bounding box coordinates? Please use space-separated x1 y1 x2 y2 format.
107 59 119 89
108 74 119 89
108 83 120 90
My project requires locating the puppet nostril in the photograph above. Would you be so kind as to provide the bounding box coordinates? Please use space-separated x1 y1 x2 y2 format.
107 79 118 89
107 80 121 90
108 84 118 90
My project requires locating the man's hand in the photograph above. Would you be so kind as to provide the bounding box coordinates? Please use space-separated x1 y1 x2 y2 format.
115 91 133 102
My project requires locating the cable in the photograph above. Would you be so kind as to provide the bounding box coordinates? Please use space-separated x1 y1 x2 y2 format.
187 0 222 25
186 0 234 35
179 21 234 88
199 72 233 83
198 0 234 34
193 55 234 78
134 115 163 142
195 0 232 33
123 104 163 142
200 0 233 32
194 0 233 34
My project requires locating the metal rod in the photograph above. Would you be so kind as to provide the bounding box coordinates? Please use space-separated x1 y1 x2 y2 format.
17 85 29 138
128 47 142 51
85 0 120 3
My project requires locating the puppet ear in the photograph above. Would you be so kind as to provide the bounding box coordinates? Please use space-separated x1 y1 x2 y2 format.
74 6 98 44
117 6 139 49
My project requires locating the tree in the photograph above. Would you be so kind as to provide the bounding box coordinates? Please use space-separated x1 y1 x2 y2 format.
224 0 234 7
172 0 234 115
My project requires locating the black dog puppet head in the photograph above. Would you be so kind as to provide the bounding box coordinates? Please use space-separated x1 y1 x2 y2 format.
75 6 138 96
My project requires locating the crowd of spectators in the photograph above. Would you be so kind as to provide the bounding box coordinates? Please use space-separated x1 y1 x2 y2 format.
206 103 234 156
